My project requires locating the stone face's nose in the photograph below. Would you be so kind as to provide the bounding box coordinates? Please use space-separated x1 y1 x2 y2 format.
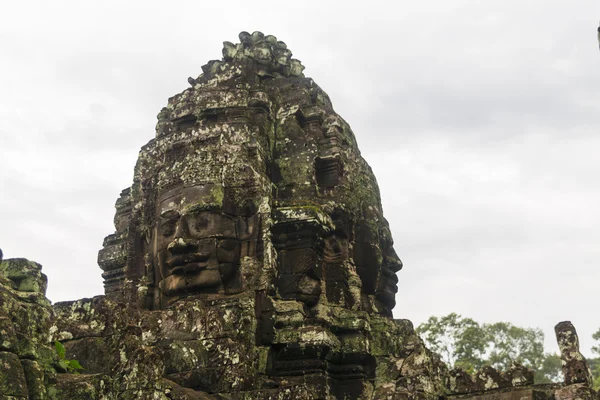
167 237 197 255
173 217 188 239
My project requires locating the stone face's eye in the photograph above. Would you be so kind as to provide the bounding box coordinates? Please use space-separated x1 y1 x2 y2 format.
194 213 210 230
159 209 180 237
217 239 240 263
160 221 176 237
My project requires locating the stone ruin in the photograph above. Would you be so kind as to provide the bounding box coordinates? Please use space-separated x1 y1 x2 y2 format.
0 31 596 399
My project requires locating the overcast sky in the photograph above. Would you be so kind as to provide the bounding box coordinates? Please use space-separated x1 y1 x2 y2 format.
1 0 599 356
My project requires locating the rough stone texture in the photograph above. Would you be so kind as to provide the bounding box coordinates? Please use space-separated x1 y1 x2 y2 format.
0 258 48 295
448 368 482 394
0 34 598 400
0 351 29 398
555 321 593 386
555 383 595 400
451 388 553 400
48 294 450 398
22 360 48 400
0 256 57 400
503 363 534 387
446 364 534 396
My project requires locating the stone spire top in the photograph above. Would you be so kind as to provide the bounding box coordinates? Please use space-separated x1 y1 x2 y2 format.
188 31 305 86
222 31 305 77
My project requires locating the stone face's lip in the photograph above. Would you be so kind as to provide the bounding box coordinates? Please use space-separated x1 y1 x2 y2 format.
382 266 399 284
380 266 399 300
167 253 210 273
170 262 211 276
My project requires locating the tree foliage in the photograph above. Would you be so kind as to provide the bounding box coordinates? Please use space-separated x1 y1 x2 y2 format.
590 328 600 390
416 313 486 373
592 328 600 356
536 353 562 384
416 314 561 383
484 322 544 371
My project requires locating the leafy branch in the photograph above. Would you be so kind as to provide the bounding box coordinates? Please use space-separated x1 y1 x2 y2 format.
54 341 84 374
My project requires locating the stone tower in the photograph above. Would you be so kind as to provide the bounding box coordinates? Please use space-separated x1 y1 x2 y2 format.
98 30 402 318
88 31 439 398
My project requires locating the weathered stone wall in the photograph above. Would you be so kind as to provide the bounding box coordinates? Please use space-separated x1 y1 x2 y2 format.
47 294 450 399
0 258 56 399
0 256 451 399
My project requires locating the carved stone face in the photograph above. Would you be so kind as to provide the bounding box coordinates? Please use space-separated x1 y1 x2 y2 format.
271 210 324 306
152 184 257 301
376 222 403 311
353 217 402 314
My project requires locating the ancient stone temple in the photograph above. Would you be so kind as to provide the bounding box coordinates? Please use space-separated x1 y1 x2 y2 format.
0 32 595 399
98 31 401 319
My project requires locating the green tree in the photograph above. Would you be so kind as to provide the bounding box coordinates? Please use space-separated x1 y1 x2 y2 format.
592 328 600 356
587 358 600 390
536 353 562 384
417 314 561 383
416 313 487 373
484 322 544 371
590 328 600 390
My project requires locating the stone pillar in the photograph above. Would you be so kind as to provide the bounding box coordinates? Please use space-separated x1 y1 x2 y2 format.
554 321 593 386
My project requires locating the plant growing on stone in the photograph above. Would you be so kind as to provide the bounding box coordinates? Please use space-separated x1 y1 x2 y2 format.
54 341 83 373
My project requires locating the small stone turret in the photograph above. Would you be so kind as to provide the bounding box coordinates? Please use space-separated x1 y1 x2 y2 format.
553 321 595 400
555 321 593 386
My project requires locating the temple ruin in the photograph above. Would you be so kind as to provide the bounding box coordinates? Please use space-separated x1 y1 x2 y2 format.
0 31 594 400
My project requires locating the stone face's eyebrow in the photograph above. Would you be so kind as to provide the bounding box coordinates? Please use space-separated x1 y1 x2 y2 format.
160 209 180 220
183 203 221 215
